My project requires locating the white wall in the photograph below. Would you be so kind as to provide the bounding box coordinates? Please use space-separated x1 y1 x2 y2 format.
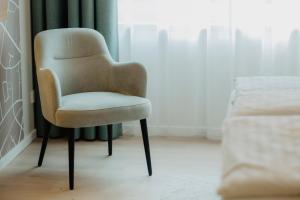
20 0 35 135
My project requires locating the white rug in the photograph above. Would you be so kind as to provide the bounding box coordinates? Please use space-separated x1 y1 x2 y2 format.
160 175 221 200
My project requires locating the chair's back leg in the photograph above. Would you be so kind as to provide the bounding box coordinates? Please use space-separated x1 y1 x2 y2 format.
140 119 152 176
38 121 51 167
107 124 113 156
67 128 75 190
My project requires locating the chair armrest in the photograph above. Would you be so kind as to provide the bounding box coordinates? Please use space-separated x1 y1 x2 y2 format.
110 62 147 97
37 68 62 124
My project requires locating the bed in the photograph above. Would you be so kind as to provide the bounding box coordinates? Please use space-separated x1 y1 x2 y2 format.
218 77 300 200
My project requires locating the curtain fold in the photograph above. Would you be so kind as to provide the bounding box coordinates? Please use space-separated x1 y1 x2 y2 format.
31 0 122 140
81 0 94 28
68 0 80 27
95 0 119 59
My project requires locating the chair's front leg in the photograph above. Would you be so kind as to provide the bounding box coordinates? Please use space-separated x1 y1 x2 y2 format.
107 124 113 156
38 121 51 167
67 128 75 190
140 119 152 176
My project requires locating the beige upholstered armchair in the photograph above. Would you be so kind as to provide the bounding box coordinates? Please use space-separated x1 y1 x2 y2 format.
34 28 152 190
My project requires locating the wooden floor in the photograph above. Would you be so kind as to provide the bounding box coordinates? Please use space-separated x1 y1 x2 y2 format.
0 136 222 200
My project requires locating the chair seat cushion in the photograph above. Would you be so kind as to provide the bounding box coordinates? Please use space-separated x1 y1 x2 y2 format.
55 92 151 128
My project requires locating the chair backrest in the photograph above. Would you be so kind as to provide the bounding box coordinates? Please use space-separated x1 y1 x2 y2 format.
34 28 113 95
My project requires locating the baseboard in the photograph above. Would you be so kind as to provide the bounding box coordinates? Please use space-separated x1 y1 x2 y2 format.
123 124 221 140
0 129 36 170
205 128 222 141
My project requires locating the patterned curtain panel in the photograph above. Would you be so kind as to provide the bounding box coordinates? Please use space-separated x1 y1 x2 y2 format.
0 0 8 21
30 0 121 140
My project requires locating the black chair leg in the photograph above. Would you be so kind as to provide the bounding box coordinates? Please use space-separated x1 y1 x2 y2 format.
38 122 51 167
140 119 152 176
107 124 113 156
67 128 75 190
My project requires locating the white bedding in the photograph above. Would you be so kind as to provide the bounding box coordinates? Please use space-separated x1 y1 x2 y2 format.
229 198 300 200
235 76 300 91
219 115 300 199
230 76 300 117
219 77 300 199
230 90 300 117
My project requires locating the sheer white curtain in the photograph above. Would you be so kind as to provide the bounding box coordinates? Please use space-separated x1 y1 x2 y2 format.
118 0 300 139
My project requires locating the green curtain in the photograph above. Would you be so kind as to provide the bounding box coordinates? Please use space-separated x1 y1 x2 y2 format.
30 0 122 140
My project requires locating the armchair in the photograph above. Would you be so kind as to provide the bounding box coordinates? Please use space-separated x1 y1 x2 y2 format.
34 28 152 190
